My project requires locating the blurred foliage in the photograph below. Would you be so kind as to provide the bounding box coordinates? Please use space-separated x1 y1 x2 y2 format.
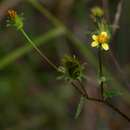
0 0 130 130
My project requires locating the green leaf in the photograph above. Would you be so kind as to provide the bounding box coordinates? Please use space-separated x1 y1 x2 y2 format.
75 96 85 119
104 89 123 99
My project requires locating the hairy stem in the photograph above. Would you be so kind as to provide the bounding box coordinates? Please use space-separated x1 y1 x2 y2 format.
20 28 58 71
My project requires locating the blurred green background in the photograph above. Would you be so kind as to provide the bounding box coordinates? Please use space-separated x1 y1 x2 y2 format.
0 0 130 129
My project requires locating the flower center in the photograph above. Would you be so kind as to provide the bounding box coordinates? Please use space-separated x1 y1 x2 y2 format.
98 34 108 43
8 10 17 19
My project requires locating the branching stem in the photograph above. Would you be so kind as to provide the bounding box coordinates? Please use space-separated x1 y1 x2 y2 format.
19 26 130 123
71 81 130 122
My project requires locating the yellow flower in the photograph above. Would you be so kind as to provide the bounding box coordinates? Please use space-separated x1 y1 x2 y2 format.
7 9 24 30
8 10 17 19
91 32 109 51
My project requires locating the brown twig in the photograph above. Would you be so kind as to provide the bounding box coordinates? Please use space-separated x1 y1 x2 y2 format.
105 101 130 122
109 0 130 87
71 81 102 102
109 0 124 71
71 81 130 122
112 0 123 36
71 82 87 97
77 79 89 98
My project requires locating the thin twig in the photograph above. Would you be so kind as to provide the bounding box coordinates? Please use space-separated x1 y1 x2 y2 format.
20 28 58 71
112 0 123 36
71 82 87 97
110 0 124 72
109 0 130 87
77 79 89 98
105 101 130 122
71 82 130 122
71 81 102 102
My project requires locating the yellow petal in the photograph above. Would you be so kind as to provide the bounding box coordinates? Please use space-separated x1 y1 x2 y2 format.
92 35 98 41
101 32 107 37
91 41 99 47
101 43 109 51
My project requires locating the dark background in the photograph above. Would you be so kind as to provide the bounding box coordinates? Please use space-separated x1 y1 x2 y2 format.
0 0 130 129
